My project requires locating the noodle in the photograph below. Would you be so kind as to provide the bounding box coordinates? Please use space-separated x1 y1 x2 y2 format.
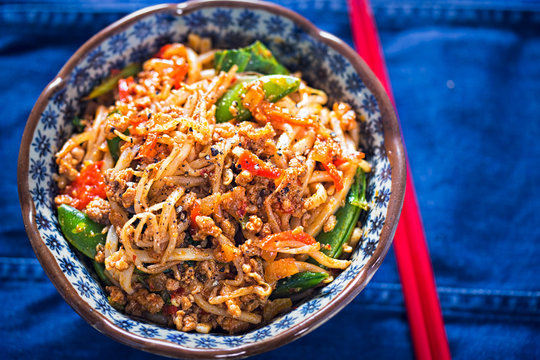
309 251 351 269
53 36 370 335
193 294 262 324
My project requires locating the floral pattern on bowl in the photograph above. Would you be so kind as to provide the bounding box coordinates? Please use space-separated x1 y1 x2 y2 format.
20 1 405 358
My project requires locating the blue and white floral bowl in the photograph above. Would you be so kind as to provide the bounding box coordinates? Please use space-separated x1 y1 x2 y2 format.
18 0 406 358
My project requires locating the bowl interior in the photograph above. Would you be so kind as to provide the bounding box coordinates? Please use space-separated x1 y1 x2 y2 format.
23 2 394 356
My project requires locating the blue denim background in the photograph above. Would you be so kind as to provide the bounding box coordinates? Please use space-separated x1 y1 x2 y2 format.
2 0 540 358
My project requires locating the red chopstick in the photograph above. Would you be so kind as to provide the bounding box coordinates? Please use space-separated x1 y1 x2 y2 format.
347 1 451 359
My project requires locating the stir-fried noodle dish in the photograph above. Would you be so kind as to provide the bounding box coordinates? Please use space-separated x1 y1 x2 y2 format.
54 35 371 334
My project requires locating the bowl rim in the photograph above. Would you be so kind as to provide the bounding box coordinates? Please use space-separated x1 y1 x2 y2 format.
18 0 406 358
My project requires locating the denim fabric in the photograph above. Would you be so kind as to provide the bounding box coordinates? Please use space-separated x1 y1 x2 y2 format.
1 0 539 358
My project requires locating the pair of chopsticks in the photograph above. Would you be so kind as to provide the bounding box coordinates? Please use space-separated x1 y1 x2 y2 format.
347 1 452 359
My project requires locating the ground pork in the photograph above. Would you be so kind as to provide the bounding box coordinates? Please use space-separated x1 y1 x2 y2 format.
194 216 222 239
147 273 167 292
129 288 164 314
105 168 135 204
220 187 248 221
217 316 251 334
57 146 85 182
106 286 127 307
94 244 105 263
271 157 306 213
237 122 276 157
84 197 111 224
173 310 198 332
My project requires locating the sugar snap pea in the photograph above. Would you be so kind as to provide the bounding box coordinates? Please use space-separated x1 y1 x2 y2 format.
351 167 369 211
270 271 329 299
214 50 251 73
215 75 300 123
107 136 122 162
72 116 84 132
107 129 130 162
85 63 141 100
214 41 288 75
57 204 105 258
316 168 368 259
92 260 112 286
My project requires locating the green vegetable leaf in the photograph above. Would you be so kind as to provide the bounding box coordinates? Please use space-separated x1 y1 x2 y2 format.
271 272 329 299
214 41 288 75
85 63 141 100
57 204 105 259
72 116 84 132
215 75 300 123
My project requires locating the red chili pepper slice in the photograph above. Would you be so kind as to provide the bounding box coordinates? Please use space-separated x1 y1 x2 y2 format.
260 230 316 250
163 304 178 316
322 161 344 192
190 200 201 232
263 106 315 127
237 151 283 180
171 62 189 89
63 161 107 210
155 44 173 59
334 152 365 167
118 76 134 101
264 258 299 283
333 157 348 167
138 132 159 159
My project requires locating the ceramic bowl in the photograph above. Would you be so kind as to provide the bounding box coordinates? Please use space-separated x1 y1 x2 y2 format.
18 0 406 358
